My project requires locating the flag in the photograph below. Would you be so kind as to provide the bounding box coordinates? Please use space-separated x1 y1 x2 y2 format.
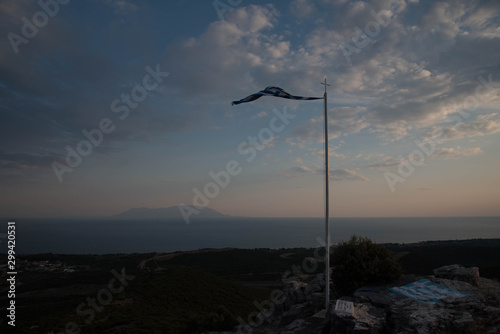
232 86 323 105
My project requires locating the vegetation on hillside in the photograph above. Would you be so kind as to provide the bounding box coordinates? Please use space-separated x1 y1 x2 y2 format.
8 266 269 334
155 248 323 281
386 239 500 279
331 235 403 296
3 240 500 333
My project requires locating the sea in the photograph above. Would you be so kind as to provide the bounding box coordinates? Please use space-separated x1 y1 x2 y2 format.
8 216 500 254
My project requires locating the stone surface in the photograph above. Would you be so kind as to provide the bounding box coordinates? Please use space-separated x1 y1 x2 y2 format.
282 281 309 309
388 299 478 333
306 273 326 294
310 292 326 312
433 264 482 287
281 319 311 334
330 301 386 333
219 265 500 334
282 303 311 320
324 266 499 334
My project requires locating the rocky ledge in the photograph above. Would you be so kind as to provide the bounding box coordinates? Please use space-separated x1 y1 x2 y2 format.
209 265 500 334
328 264 500 334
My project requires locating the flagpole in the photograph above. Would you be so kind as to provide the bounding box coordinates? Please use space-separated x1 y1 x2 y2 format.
321 78 331 311
231 84 328 307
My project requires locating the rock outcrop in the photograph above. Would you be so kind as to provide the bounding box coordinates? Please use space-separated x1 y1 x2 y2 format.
210 265 500 334
433 264 482 287
327 266 500 334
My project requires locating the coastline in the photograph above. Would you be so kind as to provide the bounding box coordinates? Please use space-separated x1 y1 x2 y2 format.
7 216 500 254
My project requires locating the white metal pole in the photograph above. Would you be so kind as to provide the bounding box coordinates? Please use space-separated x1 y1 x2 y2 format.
321 79 330 311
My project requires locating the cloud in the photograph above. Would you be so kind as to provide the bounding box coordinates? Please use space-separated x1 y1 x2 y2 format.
0 151 58 172
163 5 279 97
241 136 278 150
358 153 387 161
290 165 368 181
251 111 268 119
102 0 139 14
308 148 346 160
291 0 500 140
291 165 313 173
367 156 401 170
0 1 209 176
292 107 369 142
423 113 500 142
162 0 499 144
289 0 318 19
2 0 499 188
371 120 410 142
331 168 369 181
432 146 482 159
0 0 34 25
366 145 482 174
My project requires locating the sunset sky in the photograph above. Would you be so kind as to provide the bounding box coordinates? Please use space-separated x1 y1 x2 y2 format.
1 0 499 218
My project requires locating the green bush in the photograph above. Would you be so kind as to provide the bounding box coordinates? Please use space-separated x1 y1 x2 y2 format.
331 235 403 296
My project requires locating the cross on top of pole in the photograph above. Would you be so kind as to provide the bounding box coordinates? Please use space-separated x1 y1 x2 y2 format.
321 78 330 94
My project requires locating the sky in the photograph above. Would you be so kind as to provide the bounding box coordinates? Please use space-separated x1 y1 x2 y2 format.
0 0 499 219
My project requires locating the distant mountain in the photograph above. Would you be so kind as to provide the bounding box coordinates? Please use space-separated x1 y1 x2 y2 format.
108 206 230 220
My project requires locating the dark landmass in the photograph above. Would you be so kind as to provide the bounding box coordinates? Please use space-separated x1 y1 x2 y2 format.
107 206 230 220
1 239 499 333
386 238 500 279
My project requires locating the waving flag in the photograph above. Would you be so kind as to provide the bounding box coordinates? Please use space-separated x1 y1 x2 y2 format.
232 86 323 105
